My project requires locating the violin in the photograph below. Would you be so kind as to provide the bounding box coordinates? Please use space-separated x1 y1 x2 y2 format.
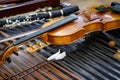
1 4 120 66
42 6 120 45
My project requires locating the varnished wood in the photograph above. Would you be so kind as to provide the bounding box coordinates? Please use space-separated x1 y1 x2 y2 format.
89 6 120 31
0 0 60 18
44 14 103 44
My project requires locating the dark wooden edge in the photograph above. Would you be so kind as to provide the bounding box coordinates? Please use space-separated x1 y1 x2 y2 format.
0 0 60 18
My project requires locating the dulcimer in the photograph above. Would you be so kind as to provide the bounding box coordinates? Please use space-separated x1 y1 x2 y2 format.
1 4 120 66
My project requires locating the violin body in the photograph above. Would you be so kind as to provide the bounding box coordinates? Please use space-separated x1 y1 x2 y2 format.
43 15 103 45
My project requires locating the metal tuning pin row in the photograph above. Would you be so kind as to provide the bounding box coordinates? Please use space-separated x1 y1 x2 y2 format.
26 39 50 53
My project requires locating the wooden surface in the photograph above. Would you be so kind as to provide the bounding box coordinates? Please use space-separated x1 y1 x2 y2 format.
61 0 120 10
0 0 60 18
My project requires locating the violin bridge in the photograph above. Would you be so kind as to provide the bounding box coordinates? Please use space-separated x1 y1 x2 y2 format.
26 44 39 53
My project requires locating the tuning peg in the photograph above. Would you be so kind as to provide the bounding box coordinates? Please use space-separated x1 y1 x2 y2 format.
6 57 12 63
13 51 19 56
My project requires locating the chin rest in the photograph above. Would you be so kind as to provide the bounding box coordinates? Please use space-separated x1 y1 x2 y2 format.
111 2 120 13
95 2 120 13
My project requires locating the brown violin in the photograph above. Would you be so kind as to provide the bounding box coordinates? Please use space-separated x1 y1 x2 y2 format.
42 6 120 45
